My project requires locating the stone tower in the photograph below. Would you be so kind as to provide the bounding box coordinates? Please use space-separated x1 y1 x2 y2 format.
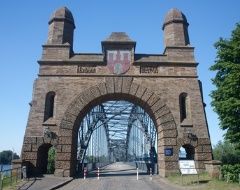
163 8 190 48
20 7 213 177
44 6 75 59
47 7 75 47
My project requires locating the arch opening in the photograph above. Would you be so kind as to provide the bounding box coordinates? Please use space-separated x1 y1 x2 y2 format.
179 145 195 160
36 143 55 174
56 80 179 177
76 100 158 172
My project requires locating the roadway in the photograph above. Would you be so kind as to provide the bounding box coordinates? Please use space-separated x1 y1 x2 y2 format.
17 162 194 190
57 162 186 190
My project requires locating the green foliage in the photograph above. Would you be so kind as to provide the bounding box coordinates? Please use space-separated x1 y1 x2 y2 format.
47 146 55 174
85 155 94 163
210 22 240 148
221 164 240 182
0 150 19 164
99 155 109 162
84 155 109 163
213 140 240 164
167 172 240 189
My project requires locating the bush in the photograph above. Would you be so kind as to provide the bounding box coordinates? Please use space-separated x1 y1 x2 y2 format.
221 164 240 182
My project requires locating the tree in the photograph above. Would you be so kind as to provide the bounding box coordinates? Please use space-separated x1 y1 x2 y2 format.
47 146 55 174
0 150 20 164
213 140 240 164
210 22 240 148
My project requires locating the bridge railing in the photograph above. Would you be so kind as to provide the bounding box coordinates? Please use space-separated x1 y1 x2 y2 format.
0 167 23 190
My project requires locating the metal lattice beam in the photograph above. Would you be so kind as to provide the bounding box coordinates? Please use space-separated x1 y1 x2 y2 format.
78 100 157 164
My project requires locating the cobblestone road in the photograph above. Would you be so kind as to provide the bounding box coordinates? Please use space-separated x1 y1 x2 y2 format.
57 162 184 190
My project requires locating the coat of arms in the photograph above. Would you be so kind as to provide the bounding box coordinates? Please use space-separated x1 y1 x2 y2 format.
107 50 131 75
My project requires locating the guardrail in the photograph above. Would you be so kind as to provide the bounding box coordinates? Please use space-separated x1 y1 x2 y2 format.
0 167 23 190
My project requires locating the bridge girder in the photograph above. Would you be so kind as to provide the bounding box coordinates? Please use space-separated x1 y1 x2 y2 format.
78 101 157 163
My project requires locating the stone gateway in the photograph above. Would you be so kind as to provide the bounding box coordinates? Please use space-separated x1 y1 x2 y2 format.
20 7 212 177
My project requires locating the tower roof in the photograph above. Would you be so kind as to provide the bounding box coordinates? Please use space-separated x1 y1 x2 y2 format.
162 8 188 29
49 6 74 25
101 32 136 53
105 32 134 42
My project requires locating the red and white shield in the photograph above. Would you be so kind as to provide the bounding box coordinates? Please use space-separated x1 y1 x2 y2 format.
107 50 131 74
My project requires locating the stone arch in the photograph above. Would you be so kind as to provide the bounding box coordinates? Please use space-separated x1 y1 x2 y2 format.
177 137 212 172
21 134 58 175
179 144 195 160
55 77 178 177
177 138 198 154
36 143 53 174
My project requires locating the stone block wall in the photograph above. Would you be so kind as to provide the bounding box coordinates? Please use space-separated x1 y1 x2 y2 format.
20 7 212 177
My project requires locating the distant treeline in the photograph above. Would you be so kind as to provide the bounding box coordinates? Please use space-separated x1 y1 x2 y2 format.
0 150 19 165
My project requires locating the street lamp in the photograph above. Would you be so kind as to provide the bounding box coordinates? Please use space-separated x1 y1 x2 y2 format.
12 147 14 162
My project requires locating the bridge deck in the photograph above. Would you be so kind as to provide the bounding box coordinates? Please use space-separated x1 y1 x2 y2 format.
17 162 189 190
58 162 184 190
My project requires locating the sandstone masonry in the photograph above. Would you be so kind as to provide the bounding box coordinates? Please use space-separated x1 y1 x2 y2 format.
21 7 212 177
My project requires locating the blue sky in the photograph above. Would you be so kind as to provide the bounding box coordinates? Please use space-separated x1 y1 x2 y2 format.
0 0 239 156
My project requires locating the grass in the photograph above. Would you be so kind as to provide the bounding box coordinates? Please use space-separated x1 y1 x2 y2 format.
1 180 23 190
1 177 23 190
0 169 22 190
166 172 240 190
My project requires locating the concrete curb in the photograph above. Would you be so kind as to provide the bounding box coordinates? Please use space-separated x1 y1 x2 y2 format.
49 177 73 190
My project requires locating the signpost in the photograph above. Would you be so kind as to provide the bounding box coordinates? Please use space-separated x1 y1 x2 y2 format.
179 160 199 184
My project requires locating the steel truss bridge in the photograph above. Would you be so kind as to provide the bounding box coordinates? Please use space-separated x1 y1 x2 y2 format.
77 101 157 165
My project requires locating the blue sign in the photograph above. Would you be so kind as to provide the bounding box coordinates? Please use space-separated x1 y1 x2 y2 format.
164 148 173 156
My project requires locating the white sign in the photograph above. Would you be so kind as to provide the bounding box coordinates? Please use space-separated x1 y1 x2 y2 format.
180 168 198 175
179 160 196 169
179 160 198 175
